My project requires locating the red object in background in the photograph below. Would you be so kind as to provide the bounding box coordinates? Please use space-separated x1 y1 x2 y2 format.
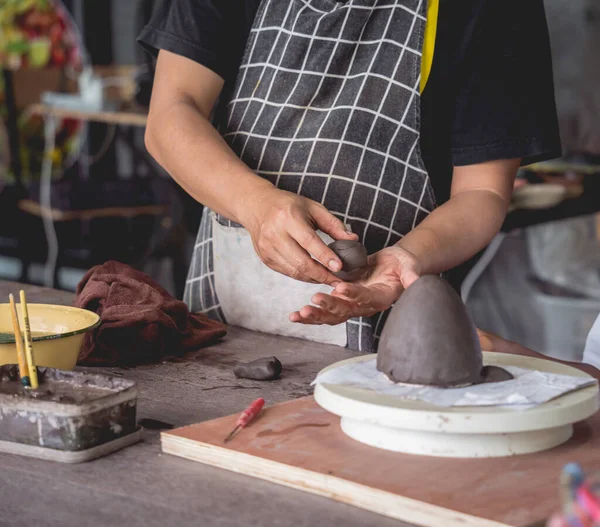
62 118 80 136
51 47 66 67
577 484 600 523
1 1 83 70
49 23 64 45
21 9 54 33
0 0 86 183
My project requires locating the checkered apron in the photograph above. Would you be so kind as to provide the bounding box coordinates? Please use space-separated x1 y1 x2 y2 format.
184 0 437 352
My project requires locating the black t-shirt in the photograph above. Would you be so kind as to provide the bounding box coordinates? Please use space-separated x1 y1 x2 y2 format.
138 0 561 204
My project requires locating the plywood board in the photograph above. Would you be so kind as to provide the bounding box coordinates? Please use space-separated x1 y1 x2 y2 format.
161 396 600 527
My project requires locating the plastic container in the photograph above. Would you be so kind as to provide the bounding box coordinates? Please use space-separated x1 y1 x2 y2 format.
532 290 600 362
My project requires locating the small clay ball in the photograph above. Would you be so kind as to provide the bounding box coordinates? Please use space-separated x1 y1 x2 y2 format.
328 240 368 281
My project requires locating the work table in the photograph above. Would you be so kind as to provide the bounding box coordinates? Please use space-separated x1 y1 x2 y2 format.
0 280 410 527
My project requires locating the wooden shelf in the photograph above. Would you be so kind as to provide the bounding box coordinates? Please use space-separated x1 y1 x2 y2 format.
29 102 148 127
18 199 167 222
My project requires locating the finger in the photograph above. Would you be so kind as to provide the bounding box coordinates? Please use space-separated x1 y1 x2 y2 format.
401 267 420 289
309 204 358 241
290 307 329 324
290 315 330 326
335 283 376 304
290 306 348 325
334 283 395 311
312 292 355 317
266 246 319 284
289 224 345 274
289 310 327 325
280 236 341 285
290 303 376 325
289 311 304 323
255 234 324 284
299 302 375 323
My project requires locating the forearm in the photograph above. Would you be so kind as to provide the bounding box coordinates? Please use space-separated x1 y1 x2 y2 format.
397 189 507 275
145 98 273 225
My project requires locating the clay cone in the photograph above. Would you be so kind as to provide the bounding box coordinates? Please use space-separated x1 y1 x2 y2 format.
377 275 512 387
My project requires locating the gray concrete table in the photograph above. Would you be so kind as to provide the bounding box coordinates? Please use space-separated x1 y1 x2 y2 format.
0 280 410 527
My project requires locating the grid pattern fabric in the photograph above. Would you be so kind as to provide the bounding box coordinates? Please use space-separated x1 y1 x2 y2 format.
185 0 437 352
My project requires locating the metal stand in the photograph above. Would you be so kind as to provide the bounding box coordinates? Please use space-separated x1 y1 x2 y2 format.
2 69 22 186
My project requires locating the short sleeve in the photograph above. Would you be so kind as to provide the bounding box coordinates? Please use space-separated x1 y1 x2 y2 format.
451 0 562 167
137 0 247 81
583 313 600 370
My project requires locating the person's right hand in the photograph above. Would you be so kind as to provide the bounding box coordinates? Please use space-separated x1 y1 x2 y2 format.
241 187 358 285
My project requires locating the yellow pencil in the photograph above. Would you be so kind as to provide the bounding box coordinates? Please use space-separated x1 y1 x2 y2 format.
8 294 29 386
19 290 38 389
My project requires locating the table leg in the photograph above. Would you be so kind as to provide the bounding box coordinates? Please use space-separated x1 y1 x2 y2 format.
2 70 22 185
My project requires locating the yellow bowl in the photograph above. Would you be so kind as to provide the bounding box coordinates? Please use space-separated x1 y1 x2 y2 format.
0 304 100 370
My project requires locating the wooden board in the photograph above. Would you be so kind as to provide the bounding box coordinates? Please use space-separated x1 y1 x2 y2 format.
30 103 148 127
18 199 167 221
161 396 600 527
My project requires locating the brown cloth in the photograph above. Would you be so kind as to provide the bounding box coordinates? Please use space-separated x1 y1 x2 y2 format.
73 261 226 366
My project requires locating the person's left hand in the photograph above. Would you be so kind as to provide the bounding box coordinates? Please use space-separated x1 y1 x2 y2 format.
289 246 421 325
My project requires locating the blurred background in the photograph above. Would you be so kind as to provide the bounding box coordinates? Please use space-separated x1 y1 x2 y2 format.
0 0 198 302
0 0 599 362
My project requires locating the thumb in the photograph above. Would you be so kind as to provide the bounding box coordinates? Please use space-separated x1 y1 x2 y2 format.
400 267 420 289
310 205 357 241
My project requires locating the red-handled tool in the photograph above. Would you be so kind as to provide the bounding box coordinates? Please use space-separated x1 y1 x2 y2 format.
224 397 265 443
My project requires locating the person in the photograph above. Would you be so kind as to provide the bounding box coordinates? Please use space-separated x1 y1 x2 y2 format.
583 314 600 370
138 0 561 352
478 328 600 381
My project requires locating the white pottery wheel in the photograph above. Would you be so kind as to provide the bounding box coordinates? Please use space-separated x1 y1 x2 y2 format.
313 352 600 458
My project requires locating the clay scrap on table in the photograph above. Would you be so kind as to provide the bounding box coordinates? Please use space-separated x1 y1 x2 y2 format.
328 240 368 281
234 356 283 381
377 275 513 387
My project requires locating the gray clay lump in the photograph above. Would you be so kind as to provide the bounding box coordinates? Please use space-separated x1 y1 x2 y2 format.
234 356 283 381
328 240 368 281
377 275 513 387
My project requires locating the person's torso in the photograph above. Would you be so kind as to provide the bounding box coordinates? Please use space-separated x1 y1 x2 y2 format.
189 0 439 351
215 0 441 255
212 0 489 207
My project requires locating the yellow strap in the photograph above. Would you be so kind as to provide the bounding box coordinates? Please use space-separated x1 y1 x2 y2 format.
420 0 439 93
